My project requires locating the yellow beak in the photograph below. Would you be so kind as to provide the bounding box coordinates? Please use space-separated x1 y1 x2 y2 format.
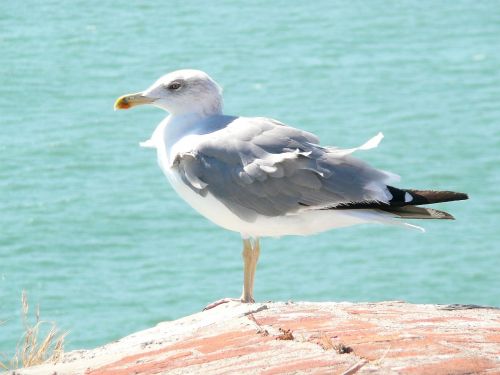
114 92 154 110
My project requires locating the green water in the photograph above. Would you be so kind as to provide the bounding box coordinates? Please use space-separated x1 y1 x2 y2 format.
1 1 499 353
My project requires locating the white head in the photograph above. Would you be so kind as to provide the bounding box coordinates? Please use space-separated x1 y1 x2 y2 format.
115 69 223 116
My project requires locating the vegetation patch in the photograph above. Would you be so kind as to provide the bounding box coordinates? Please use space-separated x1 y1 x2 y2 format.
0 291 66 370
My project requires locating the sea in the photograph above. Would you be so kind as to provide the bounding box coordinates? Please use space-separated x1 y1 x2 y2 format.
1 0 499 354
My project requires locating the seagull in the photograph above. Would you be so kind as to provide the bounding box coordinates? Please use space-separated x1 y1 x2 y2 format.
114 69 468 308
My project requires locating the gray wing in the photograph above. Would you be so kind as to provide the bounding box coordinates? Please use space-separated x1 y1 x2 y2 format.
172 116 396 222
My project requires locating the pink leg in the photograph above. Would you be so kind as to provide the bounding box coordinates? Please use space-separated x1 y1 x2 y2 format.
203 238 260 311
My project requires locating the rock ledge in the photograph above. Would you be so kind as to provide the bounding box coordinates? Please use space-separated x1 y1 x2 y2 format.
16 301 500 374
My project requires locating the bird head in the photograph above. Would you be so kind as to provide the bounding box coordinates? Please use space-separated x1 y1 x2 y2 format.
114 69 223 116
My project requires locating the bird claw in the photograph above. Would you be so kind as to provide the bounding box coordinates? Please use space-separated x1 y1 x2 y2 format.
203 298 240 311
203 297 254 311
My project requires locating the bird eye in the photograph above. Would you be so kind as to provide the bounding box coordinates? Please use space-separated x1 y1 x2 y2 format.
167 81 182 90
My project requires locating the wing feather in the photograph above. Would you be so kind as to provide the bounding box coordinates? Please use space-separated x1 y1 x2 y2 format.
172 116 395 221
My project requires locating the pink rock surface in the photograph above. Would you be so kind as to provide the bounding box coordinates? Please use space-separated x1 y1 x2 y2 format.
16 301 500 374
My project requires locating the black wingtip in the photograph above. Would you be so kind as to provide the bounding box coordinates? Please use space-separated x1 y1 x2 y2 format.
407 190 469 205
386 187 469 206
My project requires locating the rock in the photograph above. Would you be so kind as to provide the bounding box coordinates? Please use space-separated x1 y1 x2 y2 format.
14 301 500 374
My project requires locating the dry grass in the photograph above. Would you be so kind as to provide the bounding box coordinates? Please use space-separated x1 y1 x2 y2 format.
0 321 9 370
0 321 9 371
0 291 66 370
318 332 335 350
318 332 353 354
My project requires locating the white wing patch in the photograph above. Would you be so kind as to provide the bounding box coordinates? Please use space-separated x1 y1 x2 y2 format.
243 149 313 182
327 132 384 157
139 139 156 148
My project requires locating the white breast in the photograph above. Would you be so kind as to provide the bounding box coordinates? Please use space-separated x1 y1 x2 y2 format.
151 117 248 233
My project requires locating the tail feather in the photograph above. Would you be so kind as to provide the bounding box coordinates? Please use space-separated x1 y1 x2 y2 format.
380 205 455 220
331 187 468 221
